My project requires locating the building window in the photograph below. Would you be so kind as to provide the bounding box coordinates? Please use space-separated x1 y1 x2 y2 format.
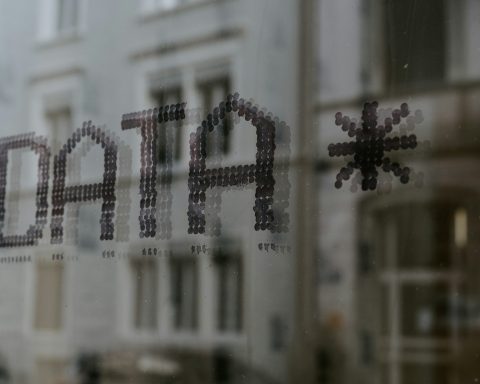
384 0 446 89
35 359 68 384
170 256 198 331
38 0 83 41
270 315 286 351
131 258 158 331
363 202 464 384
213 250 242 332
213 349 233 384
34 262 64 331
57 0 80 34
316 348 333 384
46 107 72 152
152 87 183 164
198 78 232 158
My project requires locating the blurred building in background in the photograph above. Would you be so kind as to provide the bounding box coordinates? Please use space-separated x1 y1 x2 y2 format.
0 0 309 383
1 0 480 384
316 1 480 384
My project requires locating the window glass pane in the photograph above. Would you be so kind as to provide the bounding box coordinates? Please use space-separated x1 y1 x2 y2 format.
199 79 232 158
36 359 68 384
46 108 72 152
152 87 183 163
214 251 242 332
401 283 451 338
377 203 453 270
380 283 390 336
170 257 198 330
385 0 446 89
57 0 79 33
131 258 158 330
34 262 64 330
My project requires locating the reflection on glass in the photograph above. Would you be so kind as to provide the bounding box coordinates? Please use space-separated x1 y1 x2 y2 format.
2 0 480 383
